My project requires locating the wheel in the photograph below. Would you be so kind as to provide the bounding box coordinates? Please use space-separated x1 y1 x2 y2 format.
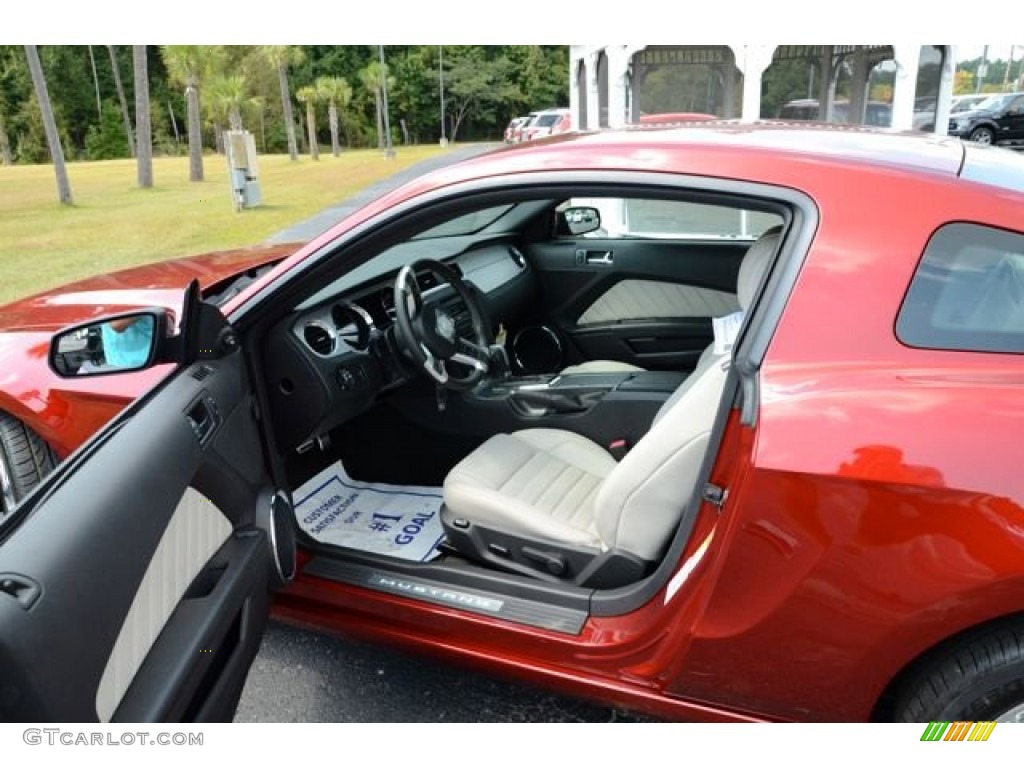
391 259 492 391
0 412 58 515
892 621 1024 722
968 125 996 145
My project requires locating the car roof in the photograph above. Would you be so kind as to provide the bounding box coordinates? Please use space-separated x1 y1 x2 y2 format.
595 121 968 177
377 123 983 206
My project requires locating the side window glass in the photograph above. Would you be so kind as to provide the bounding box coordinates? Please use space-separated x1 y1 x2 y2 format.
561 197 781 240
897 223 1024 354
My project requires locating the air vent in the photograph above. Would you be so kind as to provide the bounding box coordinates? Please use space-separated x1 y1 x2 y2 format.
302 323 333 355
508 246 526 269
190 364 214 382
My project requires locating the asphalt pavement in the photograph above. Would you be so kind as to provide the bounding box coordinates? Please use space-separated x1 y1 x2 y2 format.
236 620 653 723
238 142 656 723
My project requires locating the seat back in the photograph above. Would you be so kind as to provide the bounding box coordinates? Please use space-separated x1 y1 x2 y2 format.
593 351 729 560
593 228 781 561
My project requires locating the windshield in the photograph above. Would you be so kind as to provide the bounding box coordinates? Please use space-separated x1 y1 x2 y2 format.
977 94 1011 111
413 204 514 239
535 114 562 127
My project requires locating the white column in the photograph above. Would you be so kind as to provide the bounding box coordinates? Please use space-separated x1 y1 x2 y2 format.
892 45 921 131
569 46 584 130
933 46 956 136
586 51 602 131
606 46 631 128
734 44 776 122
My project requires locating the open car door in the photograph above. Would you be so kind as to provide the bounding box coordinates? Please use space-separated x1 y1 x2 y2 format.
0 290 292 722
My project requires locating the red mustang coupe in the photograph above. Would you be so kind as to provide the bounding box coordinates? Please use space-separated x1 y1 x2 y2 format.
1 124 1023 724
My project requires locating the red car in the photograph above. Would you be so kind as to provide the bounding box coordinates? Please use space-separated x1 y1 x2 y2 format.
0 242 292 513
2 125 1024 724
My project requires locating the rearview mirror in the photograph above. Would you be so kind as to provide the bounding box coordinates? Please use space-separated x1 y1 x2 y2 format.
558 206 602 236
50 310 167 377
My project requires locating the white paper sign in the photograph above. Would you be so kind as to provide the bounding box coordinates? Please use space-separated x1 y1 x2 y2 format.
294 461 445 562
712 310 745 355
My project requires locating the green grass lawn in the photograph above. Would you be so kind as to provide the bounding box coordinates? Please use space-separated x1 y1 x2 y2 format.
0 146 452 305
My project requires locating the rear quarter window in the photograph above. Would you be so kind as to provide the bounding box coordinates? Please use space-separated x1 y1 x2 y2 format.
897 222 1024 354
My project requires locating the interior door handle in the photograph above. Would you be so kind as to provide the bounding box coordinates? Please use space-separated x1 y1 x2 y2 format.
575 249 614 266
186 395 220 445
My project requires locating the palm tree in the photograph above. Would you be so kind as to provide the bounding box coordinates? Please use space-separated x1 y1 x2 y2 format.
261 46 303 161
296 85 320 160
359 62 384 149
107 45 135 158
23 45 72 205
316 76 351 157
133 45 153 189
359 61 396 150
207 74 258 132
162 45 218 182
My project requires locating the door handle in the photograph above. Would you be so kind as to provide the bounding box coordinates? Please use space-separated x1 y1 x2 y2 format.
575 249 614 266
186 395 220 445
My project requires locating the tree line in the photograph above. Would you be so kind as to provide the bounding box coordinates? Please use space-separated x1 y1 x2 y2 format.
1 45 569 201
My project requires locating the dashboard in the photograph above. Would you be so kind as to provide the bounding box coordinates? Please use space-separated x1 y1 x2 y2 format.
262 242 533 452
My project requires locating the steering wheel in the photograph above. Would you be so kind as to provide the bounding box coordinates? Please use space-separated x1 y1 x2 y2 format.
392 259 491 391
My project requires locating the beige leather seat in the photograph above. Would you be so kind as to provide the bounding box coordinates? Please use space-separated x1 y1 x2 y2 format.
559 360 645 376
441 229 780 584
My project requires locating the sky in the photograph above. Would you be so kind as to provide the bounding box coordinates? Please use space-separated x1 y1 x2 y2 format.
5 0 1022 45
3 0 1020 57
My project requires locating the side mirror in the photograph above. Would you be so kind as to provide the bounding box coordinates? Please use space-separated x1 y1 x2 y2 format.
50 310 168 378
557 206 602 236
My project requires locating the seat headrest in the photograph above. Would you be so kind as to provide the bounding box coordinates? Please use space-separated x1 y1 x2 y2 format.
737 226 782 311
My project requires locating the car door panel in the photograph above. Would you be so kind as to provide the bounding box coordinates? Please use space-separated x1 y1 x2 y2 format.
527 239 748 371
0 350 276 722
569 318 718 370
113 529 271 722
575 279 739 324
95 487 234 722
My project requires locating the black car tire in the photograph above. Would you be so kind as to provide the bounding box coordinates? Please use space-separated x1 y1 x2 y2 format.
892 621 1024 722
968 125 996 145
0 412 57 514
